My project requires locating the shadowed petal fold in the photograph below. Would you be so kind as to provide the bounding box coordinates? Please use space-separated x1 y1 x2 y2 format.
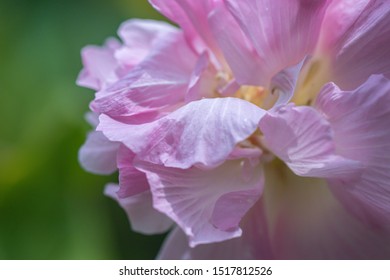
157 198 273 259
259 104 361 178
263 165 390 259
316 74 390 231
136 159 264 247
105 184 173 234
78 131 119 175
116 145 149 198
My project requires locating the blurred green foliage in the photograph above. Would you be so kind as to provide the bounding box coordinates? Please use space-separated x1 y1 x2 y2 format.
0 0 168 259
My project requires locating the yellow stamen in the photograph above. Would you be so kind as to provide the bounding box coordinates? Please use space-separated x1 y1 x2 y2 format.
292 56 331 106
235 85 279 109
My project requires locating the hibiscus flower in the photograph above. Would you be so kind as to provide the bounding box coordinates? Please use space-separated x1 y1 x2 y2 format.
78 0 390 259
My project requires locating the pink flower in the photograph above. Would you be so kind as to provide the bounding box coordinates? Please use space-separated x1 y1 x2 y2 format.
78 0 390 259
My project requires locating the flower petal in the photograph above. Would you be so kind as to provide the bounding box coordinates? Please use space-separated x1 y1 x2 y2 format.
225 0 329 84
156 227 190 259
118 19 176 49
77 39 120 91
98 97 265 169
149 0 221 58
115 19 177 69
92 31 197 118
316 74 390 231
270 60 305 107
259 104 361 178
104 184 173 235
208 3 264 85
136 159 264 247
263 163 390 259
185 52 216 102
320 0 390 89
158 199 273 259
78 131 119 175
209 2 305 93
116 145 149 198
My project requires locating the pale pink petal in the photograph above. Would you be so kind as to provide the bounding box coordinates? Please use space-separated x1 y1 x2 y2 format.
158 200 273 259
316 75 390 231
77 38 120 90
320 0 390 89
259 104 361 178
115 19 177 68
149 0 221 59
208 3 264 85
78 131 119 175
156 227 190 259
264 166 390 259
185 52 216 102
84 111 99 128
225 0 329 84
157 228 258 259
218 79 240 96
212 188 260 232
104 184 173 235
209 2 305 93
270 60 305 107
118 19 176 48
318 0 369 51
92 31 197 118
98 97 265 169
136 159 264 247
116 145 149 198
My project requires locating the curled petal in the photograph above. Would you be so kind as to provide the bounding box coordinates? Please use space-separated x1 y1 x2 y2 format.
115 19 177 69
92 31 197 118
105 184 173 235
270 60 305 107
186 52 216 102
77 39 120 91
259 104 361 178
316 74 390 231
158 199 273 259
78 131 119 175
116 145 149 198
136 159 264 247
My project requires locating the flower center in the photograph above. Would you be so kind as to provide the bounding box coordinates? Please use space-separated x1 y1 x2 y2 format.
292 56 331 106
213 71 278 110
212 73 279 159
235 86 279 110
215 57 331 162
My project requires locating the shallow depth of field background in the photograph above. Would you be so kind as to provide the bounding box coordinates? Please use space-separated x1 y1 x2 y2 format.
0 0 168 259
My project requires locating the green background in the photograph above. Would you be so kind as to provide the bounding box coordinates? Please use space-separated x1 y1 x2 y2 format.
0 0 169 259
